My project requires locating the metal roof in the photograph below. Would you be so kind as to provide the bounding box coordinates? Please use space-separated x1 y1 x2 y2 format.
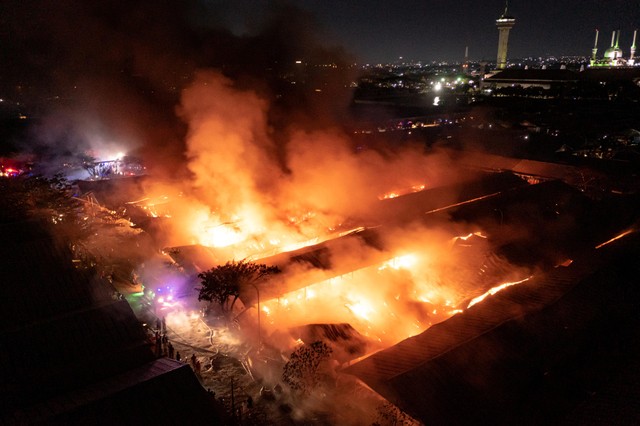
344 231 640 424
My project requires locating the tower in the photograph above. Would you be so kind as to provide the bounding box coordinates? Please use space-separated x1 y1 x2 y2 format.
591 29 599 66
463 45 469 73
604 30 623 65
630 30 637 65
495 1 516 70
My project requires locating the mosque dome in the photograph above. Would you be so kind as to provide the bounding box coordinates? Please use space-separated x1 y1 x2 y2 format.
604 46 623 59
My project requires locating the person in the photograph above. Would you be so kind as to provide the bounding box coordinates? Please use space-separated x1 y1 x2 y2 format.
176 351 181 361
190 353 197 367
168 342 174 359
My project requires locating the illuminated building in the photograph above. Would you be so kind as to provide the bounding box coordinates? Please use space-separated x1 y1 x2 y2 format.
495 1 516 70
590 28 639 67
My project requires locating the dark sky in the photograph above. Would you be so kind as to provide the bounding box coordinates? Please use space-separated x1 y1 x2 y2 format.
216 0 640 63
2 0 640 169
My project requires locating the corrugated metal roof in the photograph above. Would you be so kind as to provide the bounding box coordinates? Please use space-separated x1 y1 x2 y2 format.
344 232 640 424
344 258 594 385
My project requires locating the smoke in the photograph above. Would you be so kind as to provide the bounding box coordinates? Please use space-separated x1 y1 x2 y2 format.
2 0 356 176
3 2 554 424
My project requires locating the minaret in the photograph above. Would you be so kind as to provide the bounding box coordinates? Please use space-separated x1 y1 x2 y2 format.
631 30 637 63
463 45 469 73
591 29 599 66
495 1 516 70
610 31 616 50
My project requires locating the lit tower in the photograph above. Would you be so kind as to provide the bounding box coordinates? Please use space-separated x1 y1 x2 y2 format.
604 30 623 65
591 29 599 66
495 1 516 70
630 30 637 65
463 45 469 73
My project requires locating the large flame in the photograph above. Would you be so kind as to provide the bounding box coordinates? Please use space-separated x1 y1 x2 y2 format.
256 249 481 347
122 70 536 361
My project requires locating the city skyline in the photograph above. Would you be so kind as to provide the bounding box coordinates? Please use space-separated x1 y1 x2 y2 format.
275 0 640 63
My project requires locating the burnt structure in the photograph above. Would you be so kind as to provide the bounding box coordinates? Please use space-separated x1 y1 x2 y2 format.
342 172 640 424
345 230 640 425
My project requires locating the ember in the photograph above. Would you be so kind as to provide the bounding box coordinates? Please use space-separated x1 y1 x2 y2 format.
466 276 533 309
595 229 635 249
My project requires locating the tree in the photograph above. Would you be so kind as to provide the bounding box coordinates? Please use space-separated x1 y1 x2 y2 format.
197 260 279 314
0 173 90 240
282 341 333 397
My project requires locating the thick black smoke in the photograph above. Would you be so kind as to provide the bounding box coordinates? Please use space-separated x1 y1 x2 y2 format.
0 0 356 174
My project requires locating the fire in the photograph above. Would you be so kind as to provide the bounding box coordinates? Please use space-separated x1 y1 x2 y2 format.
378 254 417 270
453 231 487 243
113 72 547 368
380 192 399 200
254 248 474 347
466 276 533 309
595 229 635 249
345 300 374 321
202 222 245 248
378 182 427 200
127 196 172 218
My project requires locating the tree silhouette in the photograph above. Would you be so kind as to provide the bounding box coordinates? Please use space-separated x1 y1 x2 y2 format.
282 341 332 397
0 173 90 239
197 260 279 314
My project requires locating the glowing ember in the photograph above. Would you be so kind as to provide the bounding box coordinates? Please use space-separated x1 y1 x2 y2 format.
595 229 635 249
127 196 172 218
378 182 427 200
453 231 487 242
380 192 399 200
466 276 533 309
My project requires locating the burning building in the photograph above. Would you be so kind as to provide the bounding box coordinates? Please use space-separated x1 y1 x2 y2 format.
344 227 640 425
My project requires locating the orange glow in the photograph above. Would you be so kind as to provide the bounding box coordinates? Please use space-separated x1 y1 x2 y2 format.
595 229 634 249
378 182 427 200
202 222 245 248
127 196 173 219
380 192 399 200
453 231 487 243
345 300 374 321
378 254 417 270
117 71 541 363
253 245 482 347
466 276 533 309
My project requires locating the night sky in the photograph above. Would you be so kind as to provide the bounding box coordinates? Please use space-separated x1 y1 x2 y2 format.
215 0 640 63
2 0 640 166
